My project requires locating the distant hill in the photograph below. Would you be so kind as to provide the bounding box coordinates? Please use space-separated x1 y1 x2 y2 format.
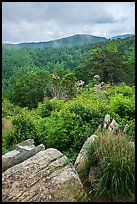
3 34 134 49
16 34 108 48
111 34 134 40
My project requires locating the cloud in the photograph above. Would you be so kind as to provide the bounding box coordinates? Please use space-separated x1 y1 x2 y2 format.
2 2 135 43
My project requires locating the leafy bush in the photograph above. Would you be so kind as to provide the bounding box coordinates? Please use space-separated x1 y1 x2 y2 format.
80 89 109 115
36 103 104 162
103 83 134 98
124 119 135 141
84 130 135 201
37 98 64 117
45 103 103 160
2 97 21 118
109 93 135 118
68 102 104 125
38 110 90 160
3 111 39 152
113 83 134 97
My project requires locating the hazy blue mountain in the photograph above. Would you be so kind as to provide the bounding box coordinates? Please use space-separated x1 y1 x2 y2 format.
16 34 108 48
111 34 134 40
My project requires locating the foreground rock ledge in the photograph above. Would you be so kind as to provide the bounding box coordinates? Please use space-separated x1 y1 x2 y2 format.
2 139 45 172
2 148 88 202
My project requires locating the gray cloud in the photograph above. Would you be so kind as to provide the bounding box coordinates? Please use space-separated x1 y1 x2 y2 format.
2 2 135 43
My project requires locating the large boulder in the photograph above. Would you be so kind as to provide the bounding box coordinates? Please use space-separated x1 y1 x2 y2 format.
74 134 97 174
2 148 88 202
2 139 45 172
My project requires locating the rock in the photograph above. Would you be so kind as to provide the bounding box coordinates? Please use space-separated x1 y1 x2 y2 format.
94 83 102 90
51 96 58 100
100 81 105 87
108 119 119 134
93 75 100 82
94 81 105 91
2 139 45 172
94 124 102 134
88 166 99 190
123 124 129 134
74 134 97 174
103 114 111 129
77 80 84 87
2 148 88 202
89 87 93 92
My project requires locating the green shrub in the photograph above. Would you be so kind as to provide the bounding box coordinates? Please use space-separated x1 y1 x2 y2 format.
3 112 39 151
125 119 135 141
68 102 103 124
2 97 21 118
103 83 134 98
37 105 103 162
37 103 104 162
37 98 64 117
114 83 134 97
42 110 89 153
85 130 135 200
109 93 135 119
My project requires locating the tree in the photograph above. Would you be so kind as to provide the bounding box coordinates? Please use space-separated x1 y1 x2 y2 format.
61 72 77 99
81 45 127 84
10 69 51 109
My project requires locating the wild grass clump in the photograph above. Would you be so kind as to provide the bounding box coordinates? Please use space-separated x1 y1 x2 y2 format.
85 130 135 201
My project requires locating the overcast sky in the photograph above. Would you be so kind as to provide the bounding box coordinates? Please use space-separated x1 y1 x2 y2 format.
2 2 135 43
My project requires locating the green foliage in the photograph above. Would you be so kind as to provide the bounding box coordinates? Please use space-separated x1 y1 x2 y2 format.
125 119 135 140
2 35 135 203
10 69 51 109
2 97 20 118
68 102 103 125
3 37 135 101
36 102 104 162
37 98 64 117
85 47 125 83
52 62 67 78
74 38 135 85
109 93 134 118
85 130 135 200
106 40 118 52
3 111 39 151
61 72 77 99
103 82 134 97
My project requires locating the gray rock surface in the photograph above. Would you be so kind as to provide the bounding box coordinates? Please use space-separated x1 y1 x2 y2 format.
103 114 111 129
93 75 100 81
74 134 97 174
88 166 99 190
94 82 105 91
2 148 88 202
2 139 45 172
108 119 119 134
123 124 129 134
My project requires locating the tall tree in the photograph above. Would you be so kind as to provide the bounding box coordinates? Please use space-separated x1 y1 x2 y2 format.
10 69 50 109
77 44 128 84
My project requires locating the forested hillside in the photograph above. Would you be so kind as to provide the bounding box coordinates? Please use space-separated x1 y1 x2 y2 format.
2 36 135 100
111 33 134 39
13 34 108 48
2 36 135 201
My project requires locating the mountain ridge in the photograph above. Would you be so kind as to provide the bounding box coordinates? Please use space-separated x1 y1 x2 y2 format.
111 34 134 40
3 34 108 48
3 33 134 48
18 34 108 48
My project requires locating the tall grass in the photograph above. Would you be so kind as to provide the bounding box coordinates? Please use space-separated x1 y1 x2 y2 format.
85 130 135 201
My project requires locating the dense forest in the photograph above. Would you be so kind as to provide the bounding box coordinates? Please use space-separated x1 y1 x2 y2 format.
2 36 135 201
